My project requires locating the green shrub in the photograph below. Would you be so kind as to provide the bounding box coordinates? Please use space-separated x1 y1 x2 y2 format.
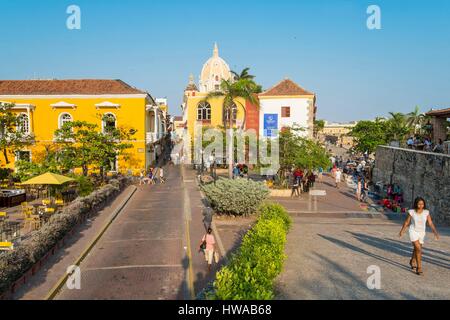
0 176 131 295
72 175 95 196
201 178 269 216
212 203 292 300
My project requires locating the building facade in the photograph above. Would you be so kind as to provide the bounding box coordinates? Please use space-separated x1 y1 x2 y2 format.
182 44 316 142
0 79 166 174
320 121 357 147
182 44 246 140
259 79 316 139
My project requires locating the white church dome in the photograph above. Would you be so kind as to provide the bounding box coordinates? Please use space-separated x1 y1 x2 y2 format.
199 43 231 92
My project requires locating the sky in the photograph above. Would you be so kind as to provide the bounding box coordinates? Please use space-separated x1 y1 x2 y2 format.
1 0 449 121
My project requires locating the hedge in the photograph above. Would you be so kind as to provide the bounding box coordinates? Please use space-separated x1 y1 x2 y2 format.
201 178 269 216
0 177 131 295
211 203 292 300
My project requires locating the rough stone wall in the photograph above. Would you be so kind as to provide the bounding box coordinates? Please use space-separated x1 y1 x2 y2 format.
373 146 450 225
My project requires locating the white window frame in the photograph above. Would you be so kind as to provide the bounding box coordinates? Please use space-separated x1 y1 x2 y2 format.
102 112 117 133
58 112 73 129
17 113 30 134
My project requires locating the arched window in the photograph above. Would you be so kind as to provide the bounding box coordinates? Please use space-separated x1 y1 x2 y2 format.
103 113 117 133
17 113 30 134
225 103 237 122
59 113 73 128
197 102 211 121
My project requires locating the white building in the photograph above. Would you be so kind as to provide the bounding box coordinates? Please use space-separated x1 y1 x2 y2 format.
259 79 316 138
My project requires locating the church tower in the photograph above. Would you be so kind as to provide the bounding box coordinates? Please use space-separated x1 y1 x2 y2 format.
199 43 232 93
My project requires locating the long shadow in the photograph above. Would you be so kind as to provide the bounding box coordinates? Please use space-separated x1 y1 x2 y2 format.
349 232 450 262
276 251 395 300
318 234 412 272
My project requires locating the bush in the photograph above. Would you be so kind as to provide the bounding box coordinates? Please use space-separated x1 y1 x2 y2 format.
201 178 269 216
212 203 292 300
72 175 95 196
0 176 131 295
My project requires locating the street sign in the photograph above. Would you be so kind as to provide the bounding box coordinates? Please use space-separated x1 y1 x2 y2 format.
309 190 326 196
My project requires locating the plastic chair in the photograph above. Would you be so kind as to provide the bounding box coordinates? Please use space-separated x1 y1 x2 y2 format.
42 199 52 206
55 199 64 207
0 242 14 251
45 207 55 214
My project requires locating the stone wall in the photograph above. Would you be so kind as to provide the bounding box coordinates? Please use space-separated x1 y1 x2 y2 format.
373 146 450 225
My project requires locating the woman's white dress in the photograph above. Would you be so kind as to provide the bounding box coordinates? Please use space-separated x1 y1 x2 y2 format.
408 209 429 245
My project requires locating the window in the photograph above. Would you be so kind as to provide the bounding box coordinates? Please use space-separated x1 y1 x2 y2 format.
281 107 291 118
17 113 30 134
197 102 211 121
59 113 73 128
103 113 117 133
225 103 237 122
16 150 31 162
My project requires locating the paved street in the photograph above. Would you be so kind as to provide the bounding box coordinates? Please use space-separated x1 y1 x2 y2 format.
276 216 450 299
57 166 187 300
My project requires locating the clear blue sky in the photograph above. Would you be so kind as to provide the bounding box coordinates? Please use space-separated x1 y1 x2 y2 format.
1 0 449 120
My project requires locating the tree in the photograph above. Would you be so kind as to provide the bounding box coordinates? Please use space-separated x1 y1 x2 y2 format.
385 112 410 143
278 126 330 184
0 103 34 165
349 119 389 154
205 68 262 178
406 106 424 134
54 120 136 178
313 119 325 138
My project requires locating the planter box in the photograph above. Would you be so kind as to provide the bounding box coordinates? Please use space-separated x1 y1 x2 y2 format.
270 189 292 197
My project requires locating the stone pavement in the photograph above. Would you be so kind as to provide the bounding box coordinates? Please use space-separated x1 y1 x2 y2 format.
271 173 373 215
275 216 450 300
56 165 187 299
11 185 137 300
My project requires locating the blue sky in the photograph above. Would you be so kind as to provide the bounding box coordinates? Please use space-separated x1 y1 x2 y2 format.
1 0 449 120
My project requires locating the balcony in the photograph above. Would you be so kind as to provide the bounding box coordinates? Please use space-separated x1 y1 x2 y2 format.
146 132 165 144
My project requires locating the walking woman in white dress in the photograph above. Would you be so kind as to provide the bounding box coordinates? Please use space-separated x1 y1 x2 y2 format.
399 197 439 275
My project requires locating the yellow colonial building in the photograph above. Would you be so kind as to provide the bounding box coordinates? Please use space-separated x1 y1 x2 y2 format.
182 44 317 144
0 79 167 174
182 44 246 140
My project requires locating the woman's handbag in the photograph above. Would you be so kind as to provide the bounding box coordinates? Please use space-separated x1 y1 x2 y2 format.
200 235 207 251
214 251 220 263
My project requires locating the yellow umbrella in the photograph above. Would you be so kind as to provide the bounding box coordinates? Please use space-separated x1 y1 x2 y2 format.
20 172 75 185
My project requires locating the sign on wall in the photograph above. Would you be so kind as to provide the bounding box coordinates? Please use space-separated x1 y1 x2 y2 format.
263 114 278 137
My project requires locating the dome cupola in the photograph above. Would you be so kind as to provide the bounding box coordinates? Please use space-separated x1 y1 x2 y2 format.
199 43 231 92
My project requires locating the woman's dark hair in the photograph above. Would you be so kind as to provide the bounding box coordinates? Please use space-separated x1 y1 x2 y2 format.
207 228 213 234
413 197 426 210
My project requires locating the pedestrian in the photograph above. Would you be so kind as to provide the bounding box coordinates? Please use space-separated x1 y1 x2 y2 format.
233 165 240 179
199 227 217 272
399 197 439 275
318 167 324 183
139 170 145 186
433 139 444 153
159 167 165 184
291 174 300 198
356 176 362 201
335 167 342 189
308 171 316 189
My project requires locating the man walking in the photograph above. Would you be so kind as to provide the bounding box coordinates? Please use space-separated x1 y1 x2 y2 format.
335 167 342 189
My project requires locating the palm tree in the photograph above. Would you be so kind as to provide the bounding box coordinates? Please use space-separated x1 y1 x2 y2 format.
406 106 425 135
205 69 261 178
387 112 410 143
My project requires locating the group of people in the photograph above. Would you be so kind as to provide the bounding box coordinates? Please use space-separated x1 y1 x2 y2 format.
139 167 165 185
289 168 320 197
232 164 249 179
407 136 446 153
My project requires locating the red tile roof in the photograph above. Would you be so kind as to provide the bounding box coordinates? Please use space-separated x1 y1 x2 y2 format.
0 79 146 95
426 108 450 117
260 78 314 96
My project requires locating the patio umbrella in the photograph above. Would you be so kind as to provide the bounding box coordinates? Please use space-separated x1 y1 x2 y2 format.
20 172 75 185
20 172 75 199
